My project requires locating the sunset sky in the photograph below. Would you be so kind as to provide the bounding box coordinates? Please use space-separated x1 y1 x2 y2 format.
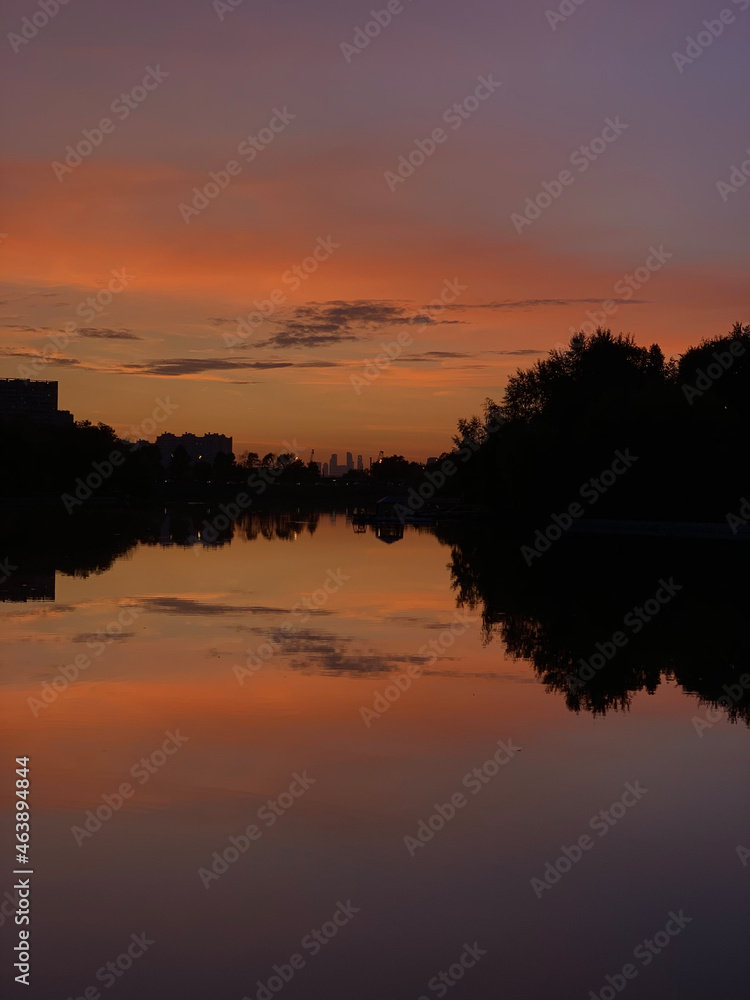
1 0 748 459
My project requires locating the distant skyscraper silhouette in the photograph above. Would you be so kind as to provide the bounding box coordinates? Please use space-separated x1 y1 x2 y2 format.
357 455 363 470
346 451 354 470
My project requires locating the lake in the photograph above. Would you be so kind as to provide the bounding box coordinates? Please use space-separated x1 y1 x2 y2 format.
1 507 748 999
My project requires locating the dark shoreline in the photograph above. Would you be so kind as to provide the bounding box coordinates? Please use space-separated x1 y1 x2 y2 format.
0 486 745 540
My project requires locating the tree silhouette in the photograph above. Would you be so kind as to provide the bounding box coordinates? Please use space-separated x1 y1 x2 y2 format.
453 324 750 521
168 445 192 482
212 451 235 479
436 520 750 725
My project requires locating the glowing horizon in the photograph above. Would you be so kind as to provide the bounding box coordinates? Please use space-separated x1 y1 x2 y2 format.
2 0 748 459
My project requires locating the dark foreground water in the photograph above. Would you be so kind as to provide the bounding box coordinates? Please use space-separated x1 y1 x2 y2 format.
1 508 748 999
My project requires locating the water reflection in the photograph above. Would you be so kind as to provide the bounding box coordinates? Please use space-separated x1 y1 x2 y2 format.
0 567 55 602
0 506 323 589
2 505 747 999
438 522 750 725
1 506 748 725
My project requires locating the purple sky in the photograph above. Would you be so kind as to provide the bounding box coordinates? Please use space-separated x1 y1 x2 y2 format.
1 0 748 457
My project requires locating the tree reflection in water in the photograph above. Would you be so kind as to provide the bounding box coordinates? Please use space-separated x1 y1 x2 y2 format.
0 506 322 598
3 505 747 726
436 522 750 725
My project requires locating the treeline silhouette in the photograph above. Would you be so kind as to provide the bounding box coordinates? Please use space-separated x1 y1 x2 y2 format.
153 447 433 490
449 324 750 522
436 521 750 725
2 324 748 518
0 418 163 499
0 418 431 501
0 420 328 500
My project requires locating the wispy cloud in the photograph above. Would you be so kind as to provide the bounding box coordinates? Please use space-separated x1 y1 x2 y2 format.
79 328 142 340
253 300 453 350
134 596 293 616
72 631 137 643
248 627 430 676
1 324 141 339
119 357 342 377
400 348 543 363
428 298 647 310
0 347 80 366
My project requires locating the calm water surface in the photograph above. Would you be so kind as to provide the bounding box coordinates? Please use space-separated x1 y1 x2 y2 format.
1 509 748 999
